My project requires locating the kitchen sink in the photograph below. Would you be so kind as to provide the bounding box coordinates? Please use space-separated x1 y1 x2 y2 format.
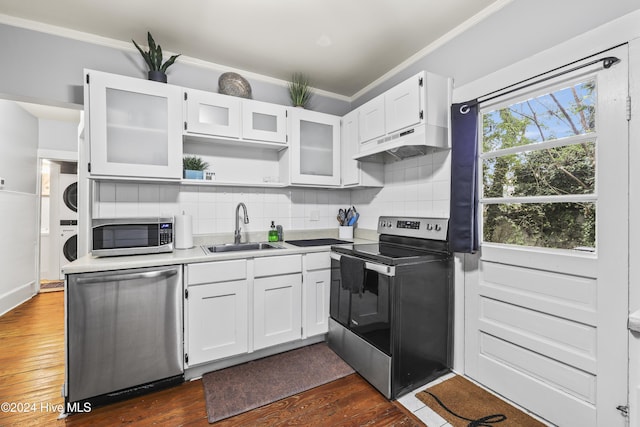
201 242 283 254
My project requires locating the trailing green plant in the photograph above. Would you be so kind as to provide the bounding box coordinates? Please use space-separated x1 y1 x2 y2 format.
288 72 313 108
183 155 209 171
132 32 181 72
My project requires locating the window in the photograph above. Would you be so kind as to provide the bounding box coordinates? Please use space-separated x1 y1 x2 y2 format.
481 80 597 250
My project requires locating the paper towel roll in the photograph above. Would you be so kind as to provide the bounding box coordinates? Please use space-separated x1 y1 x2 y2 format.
174 213 193 249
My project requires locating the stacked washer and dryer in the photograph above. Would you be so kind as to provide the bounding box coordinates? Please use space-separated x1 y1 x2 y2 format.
58 173 78 279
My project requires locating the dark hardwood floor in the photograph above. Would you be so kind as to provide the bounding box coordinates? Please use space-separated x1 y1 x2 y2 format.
0 292 424 426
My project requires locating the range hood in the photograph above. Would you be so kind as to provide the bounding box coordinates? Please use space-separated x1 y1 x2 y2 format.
353 122 448 163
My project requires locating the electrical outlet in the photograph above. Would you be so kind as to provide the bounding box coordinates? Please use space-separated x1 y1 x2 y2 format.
0 177 4 189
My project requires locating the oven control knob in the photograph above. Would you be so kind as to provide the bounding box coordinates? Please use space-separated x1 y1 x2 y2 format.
435 224 442 231
426 223 433 231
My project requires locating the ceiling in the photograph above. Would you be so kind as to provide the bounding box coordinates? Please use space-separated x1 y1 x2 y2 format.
0 0 504 97
17 102 80 122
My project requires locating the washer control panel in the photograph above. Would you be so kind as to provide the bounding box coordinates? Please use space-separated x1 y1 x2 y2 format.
377 216 448 240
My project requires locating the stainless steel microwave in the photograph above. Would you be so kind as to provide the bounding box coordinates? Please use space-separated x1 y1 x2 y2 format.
91 217 174 257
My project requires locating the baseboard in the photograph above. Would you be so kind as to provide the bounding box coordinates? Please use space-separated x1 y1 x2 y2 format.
0 281 36 317
184 335 326 380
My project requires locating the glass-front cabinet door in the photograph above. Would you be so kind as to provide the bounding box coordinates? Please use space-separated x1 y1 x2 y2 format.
242 99 287 144
86 70 182 179
183 88 241 138
289 108 340 186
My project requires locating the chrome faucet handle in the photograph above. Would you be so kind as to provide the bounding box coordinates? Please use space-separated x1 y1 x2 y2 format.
234 202 249 244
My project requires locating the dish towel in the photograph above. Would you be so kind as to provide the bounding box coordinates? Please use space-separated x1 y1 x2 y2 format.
340 256 365 294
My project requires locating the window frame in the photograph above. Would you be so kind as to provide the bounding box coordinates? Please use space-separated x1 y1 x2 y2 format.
478 72 600 252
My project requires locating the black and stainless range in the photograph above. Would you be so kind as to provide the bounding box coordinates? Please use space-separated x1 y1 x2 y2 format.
328 216 453 399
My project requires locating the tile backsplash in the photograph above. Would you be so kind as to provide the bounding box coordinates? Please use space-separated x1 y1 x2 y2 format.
93 150 450 235
93 183 351 236
351 149 451 230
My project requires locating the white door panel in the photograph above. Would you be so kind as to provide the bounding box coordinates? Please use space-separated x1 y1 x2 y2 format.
466 46 629 427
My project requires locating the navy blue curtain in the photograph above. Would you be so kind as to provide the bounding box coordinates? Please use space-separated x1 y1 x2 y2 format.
450 101 479 253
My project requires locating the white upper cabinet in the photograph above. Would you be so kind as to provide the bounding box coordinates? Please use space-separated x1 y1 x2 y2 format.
242 99 287 144
359 72 423 146
354 71 451 162
183 88 241 138
341 110 383 188
289 108 341 186
341 110 360 187
385 74 422 134
358 94 386 144
86 69 183 179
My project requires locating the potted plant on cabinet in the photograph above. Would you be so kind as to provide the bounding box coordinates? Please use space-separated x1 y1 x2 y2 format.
132 32 181 83
183 155 209 180
288 72 313 108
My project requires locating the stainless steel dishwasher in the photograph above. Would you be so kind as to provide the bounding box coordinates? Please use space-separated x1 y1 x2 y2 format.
66 265 183 408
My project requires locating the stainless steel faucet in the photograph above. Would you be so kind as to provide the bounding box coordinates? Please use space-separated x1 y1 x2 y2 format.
234 202 249 244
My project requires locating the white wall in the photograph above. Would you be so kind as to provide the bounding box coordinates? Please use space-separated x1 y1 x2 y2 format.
39 119 78 152
0 100 39 315
628 37 640 427
352 0 640 107
0 102 38 194
0 22 350 116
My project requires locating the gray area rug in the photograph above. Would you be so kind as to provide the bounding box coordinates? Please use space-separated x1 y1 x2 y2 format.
202 343 354 423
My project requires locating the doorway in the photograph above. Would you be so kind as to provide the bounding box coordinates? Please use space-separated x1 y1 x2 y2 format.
13 100 81 294
39 159 78 292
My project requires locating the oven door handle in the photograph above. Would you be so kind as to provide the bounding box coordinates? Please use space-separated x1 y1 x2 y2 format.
330 252 396 277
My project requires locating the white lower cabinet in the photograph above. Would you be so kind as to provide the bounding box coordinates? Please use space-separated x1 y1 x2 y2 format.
253 254 302 350
302 252 331 337
185 260 248 366
185 252 328 367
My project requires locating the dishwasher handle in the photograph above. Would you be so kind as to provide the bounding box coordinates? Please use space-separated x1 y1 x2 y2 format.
330 252 395 277
74 267 179 285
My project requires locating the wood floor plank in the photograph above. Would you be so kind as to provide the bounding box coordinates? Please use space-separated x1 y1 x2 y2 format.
0 292 425 426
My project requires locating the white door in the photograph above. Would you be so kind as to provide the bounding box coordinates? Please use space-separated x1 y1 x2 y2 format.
303 268 330 337
186 280 248 365
185 260 248 366
465 47 628 427
384 72 422 134
289 108 341 186
241 99 287 143
87 70 183 179
253 273 302 350
341 109 360 186
183 88 241 138
358 94 385 143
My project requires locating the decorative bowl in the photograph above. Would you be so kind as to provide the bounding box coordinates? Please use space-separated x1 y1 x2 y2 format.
218 72 252 98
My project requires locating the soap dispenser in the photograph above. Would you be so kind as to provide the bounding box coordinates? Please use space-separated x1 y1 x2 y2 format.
268 221 278 242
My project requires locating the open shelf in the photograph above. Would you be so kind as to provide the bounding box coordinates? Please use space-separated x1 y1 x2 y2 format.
184 133 288 151
180 179 288 188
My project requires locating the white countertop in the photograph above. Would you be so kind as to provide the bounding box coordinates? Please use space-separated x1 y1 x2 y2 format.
63 238 374 275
